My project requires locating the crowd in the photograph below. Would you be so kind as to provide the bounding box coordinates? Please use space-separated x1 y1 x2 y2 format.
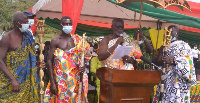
0 11 199 103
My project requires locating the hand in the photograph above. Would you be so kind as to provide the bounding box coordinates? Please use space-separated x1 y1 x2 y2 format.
36 61 46 69
79 65 85 73
50 81 58 95
11 79 20 92
122 55 133 63
139 32 145 40
162 56 174 64
135 29 145 40
117 36 124 44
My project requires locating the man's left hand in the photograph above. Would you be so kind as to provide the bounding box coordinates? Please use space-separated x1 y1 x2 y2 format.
162 56 174 65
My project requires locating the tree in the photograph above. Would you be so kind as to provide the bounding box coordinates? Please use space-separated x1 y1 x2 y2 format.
0 0 38 31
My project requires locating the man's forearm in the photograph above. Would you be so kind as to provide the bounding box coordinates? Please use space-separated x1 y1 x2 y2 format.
48 61 55 84
143 39 153 54
0 60 15 80
99 42 119 61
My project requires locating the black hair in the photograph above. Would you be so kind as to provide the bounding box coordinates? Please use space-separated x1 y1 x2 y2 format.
45 41 50 45
168 25 179 35
168 25 179 31
60 16 72 24
112 18 124 25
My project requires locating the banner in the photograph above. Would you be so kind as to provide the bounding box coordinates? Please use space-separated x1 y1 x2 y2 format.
62 0 84 34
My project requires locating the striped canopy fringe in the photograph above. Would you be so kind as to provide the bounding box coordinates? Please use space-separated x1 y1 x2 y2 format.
32 0 52 14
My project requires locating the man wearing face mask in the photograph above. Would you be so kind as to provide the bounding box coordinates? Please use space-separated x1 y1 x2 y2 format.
43 16 91 103
98 18 142 70
0 11 42 102
156 25 196 103
23 11 36 36
23 11 35 27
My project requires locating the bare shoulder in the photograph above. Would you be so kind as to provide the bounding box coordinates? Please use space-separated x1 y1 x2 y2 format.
50 35 60 45
101 35 111 42
0 31 11 45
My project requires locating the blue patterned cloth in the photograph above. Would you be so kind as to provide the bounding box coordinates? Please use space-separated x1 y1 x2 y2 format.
0 32 39 102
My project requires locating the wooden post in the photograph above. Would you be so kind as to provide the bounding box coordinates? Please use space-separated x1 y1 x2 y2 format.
36 20 45 103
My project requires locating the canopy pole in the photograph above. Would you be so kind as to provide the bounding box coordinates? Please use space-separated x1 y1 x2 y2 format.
137 0 143 44
139 0 143 27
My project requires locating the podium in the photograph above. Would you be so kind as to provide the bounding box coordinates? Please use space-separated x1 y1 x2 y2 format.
96 67 161 103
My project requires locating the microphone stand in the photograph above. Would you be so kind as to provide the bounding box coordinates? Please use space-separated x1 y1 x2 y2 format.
150 63 161 70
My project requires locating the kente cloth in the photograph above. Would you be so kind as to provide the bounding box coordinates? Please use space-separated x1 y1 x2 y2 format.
152 82 200 103
157 40 196 103
101 34 141 70
43 34 91 103
0 32 39 103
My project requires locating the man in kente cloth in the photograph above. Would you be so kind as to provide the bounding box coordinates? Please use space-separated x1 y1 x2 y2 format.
156 25 196 103
43 16 91 103
0 11 42 102
98 18 142 70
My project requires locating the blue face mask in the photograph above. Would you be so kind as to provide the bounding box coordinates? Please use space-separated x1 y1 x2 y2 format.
35 45 39 51
62 26 73 34
171 37 176 42
18 22 30 33
28 19 34 26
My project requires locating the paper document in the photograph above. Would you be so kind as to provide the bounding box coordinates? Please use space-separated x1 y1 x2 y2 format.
111 45 133 59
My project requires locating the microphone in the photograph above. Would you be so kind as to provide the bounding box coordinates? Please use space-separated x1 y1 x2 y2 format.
119 33 124 45
133 51 151 64
133 51 161 70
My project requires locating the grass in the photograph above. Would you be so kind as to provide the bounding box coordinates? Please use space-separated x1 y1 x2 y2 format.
34 33 58 43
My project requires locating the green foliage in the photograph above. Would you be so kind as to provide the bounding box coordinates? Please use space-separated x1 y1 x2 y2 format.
34 25 61 43
0 0 38 31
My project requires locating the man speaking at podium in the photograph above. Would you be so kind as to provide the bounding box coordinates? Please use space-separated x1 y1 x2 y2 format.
98 18 142 70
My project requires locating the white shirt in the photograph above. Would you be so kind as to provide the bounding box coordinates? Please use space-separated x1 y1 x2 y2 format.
192 48 200 58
